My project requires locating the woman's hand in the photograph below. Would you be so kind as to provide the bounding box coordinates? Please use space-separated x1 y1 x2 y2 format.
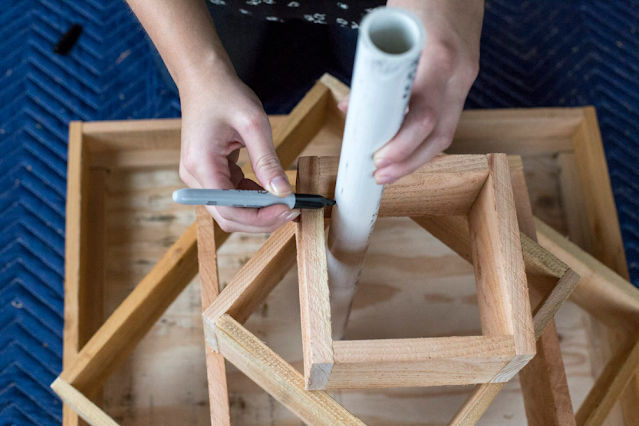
179 63 298 233
126 0 297 233
341 0 484 185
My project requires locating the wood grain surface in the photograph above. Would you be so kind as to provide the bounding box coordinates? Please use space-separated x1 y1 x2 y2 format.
95 115 614 425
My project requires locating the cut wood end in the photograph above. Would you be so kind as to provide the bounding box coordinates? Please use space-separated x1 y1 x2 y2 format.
490 353 535 383
203 316 220 352
305 362 334 391
51 376 65 393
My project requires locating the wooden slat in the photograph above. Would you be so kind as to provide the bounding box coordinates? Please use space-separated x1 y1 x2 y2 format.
536 217 639 425
296 157 333 390
576 332 639 426
213 315 366 426
195 207 231 426
64 121 85 370
87 116 289 169
449 383 506 426
268 82 329 172
59 224 199 393
535 218 639 329
412 216 575 307
52 379 119 426
531 267 580 341
448 108 583 155
557 153 594 253
63 123 107 425
521 320 576 426
511 162 576 426
82 118 181 152
328 336 515 389
571 107 629 278
468 153 536 380
571 108 639 425
315 155 490 217
202 222 296 350
63 121 89 426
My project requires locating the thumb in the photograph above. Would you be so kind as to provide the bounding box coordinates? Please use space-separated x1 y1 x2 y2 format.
240 116 292 197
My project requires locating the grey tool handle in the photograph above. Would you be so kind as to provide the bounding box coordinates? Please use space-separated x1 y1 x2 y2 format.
173 188 296 209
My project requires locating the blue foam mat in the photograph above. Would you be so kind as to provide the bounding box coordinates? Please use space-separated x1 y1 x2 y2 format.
0 0 638 424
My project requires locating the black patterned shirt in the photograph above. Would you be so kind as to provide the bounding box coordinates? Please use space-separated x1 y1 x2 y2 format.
208 0 386 28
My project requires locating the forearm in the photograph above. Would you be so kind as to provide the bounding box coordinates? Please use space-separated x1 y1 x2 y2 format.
388 0 484 57
126 0 233 87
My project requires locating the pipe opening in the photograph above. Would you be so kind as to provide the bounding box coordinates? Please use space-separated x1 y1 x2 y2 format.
366 12 421 55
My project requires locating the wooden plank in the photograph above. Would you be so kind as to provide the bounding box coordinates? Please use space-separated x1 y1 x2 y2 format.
569 108 639 425
64 121 86 370
328 336 515 389
535 218 639 329
90 149 180 169
571 107 629 278
268 82 329 173
449 383 506 426
319 73 350 104
64 123 107 426
52 379 120 426
411 215 577 310
60 224 199 393
202 222 296 350
63 121 89 426
195 207 231 426
315 155 490 217
449 108 583 155
212 315 366 426
576 333 639 426
531 267 580 341
468 153 536 379
521 320 576 426
87 116 289 169
511 162 576 426
536 217 639 425
575 108 639 426
82 116 286 154
557 153 594 253
82 118 181 152
296 157 333 390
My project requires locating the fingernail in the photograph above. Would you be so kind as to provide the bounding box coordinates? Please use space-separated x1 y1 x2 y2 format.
270 175 291 196
374 157 391 169
280 209 300 222
375 174 394 185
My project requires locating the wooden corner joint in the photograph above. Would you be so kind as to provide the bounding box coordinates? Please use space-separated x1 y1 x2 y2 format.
201 221 297 351
468 153 536 374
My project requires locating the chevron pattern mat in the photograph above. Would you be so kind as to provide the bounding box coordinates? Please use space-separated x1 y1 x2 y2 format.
1 0 637 424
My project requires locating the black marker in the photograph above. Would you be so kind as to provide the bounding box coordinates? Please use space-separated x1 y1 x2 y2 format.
173 189 336 209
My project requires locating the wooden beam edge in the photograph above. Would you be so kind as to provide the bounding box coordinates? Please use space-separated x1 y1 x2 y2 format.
214 314 366 426
202 222 297 350
51 378 120 426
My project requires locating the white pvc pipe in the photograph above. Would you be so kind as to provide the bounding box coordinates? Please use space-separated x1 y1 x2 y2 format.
327 7 426 338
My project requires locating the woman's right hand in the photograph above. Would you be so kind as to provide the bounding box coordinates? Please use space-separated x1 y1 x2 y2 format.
178 61 299 233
